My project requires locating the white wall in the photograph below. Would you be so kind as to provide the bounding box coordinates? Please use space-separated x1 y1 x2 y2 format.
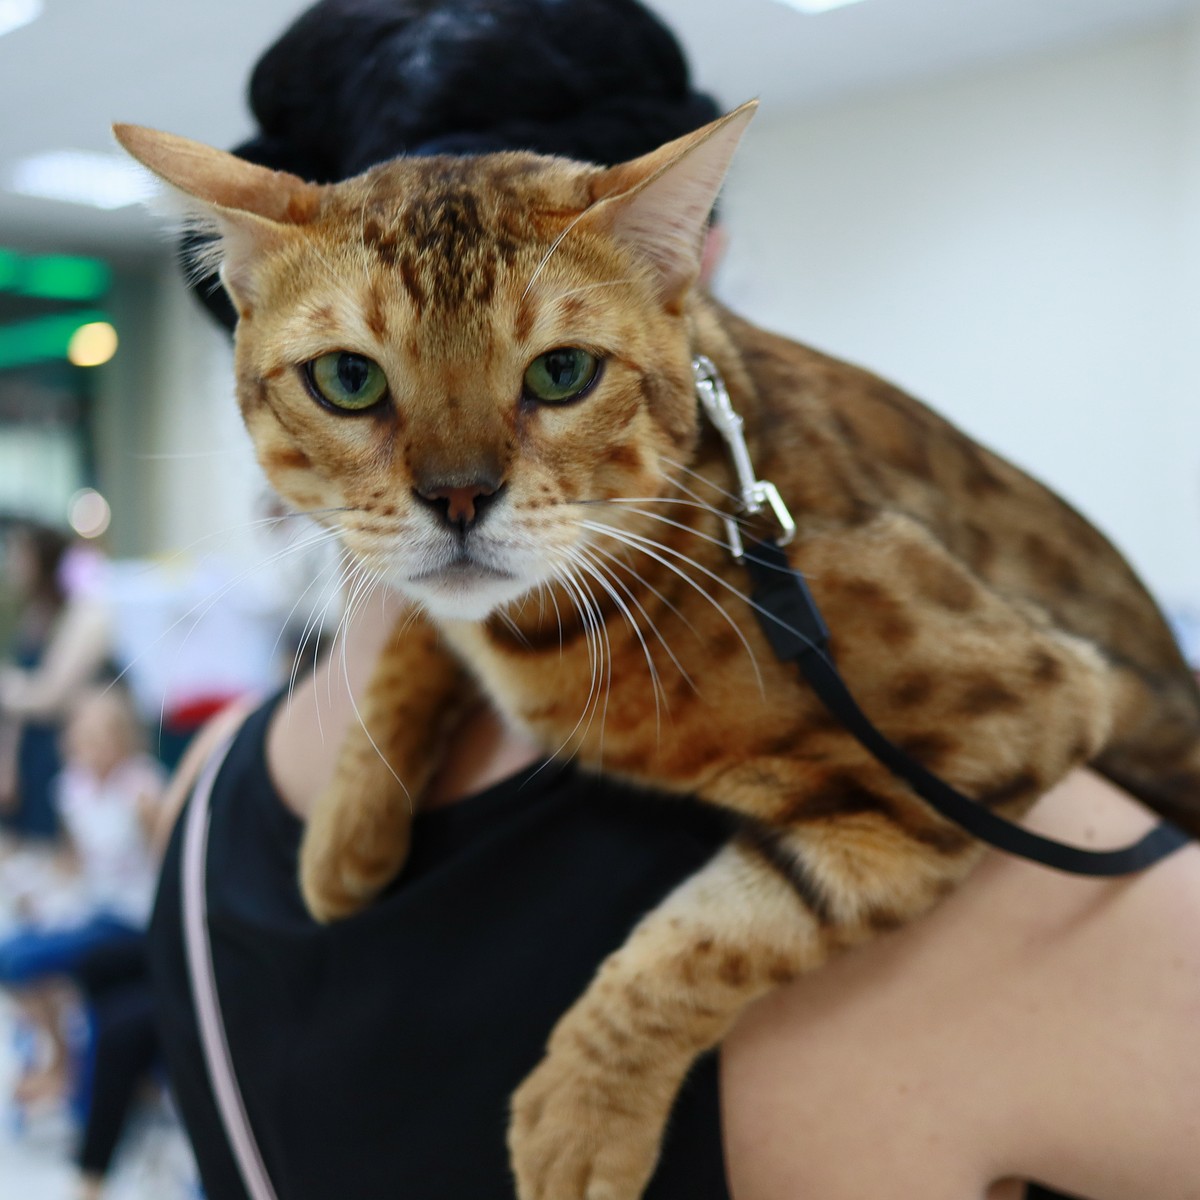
719 22 1200 616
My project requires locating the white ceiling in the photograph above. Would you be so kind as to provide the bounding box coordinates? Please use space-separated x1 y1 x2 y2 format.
1 0 1198 260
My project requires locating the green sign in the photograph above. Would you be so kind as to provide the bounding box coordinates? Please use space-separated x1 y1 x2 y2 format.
0 248 111 301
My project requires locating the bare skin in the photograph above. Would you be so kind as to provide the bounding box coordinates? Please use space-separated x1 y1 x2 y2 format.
237 588 1200 1199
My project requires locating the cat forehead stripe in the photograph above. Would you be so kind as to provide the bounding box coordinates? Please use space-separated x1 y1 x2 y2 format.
352 157 578 318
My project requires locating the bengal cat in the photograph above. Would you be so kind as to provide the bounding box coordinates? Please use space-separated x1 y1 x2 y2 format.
117 104 1200 1200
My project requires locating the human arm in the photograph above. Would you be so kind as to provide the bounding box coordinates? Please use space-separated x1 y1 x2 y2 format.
0 599 111 721
720 770 1200 1200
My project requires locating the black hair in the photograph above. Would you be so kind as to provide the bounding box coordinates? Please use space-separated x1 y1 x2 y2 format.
6 520 69 611
185 0 720 330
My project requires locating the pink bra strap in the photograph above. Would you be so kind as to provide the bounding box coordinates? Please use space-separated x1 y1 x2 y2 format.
181 736 282 1200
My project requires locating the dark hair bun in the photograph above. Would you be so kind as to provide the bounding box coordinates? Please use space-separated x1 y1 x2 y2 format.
188 0 720 330
245 0 719 177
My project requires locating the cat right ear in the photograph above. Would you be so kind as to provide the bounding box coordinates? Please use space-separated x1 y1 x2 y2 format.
112 124 322 313
580 101 757 308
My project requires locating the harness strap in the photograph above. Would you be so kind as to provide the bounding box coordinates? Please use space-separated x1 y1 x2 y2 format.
181 735 282 1200
742 538 1189 877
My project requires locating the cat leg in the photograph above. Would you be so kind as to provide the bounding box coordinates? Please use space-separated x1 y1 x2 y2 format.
509 841 802 1200
509 825 980 1200
299 614 471 922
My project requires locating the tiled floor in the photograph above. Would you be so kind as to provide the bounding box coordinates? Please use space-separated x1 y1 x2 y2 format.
0 992 200 1199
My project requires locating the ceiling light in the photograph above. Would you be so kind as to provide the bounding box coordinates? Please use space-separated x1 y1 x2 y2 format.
774 0 869 13
8 151 156 210
0 0 41 39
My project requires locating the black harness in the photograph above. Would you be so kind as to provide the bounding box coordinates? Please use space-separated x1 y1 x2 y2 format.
693 356 1188 877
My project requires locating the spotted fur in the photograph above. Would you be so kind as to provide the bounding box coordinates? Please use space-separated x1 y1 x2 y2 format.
117 106 1200 1200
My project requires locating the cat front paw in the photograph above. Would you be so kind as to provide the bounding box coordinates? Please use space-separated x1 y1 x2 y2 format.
509 1053 669 1200
299 782 412 923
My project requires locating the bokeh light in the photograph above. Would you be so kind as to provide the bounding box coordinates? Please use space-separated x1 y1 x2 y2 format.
67 320 118 367
68 488 111 539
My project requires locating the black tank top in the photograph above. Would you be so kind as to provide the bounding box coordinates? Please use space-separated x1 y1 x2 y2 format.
149 695 734 1199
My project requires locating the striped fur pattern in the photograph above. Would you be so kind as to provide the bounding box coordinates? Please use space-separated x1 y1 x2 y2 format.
117 107 1200 1200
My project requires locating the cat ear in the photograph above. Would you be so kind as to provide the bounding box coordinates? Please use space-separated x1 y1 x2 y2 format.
581 100 757 305
112 124 322 311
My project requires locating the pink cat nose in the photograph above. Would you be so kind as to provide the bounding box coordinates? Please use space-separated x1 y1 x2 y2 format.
414 479 504 533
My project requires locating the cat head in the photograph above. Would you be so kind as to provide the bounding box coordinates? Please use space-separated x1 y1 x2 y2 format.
114 103 754 621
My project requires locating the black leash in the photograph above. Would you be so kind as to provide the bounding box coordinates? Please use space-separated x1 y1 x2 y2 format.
741 539 1188 876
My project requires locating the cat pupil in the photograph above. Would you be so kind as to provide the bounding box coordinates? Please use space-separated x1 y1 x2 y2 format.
546 352 576 387
338 354 370 393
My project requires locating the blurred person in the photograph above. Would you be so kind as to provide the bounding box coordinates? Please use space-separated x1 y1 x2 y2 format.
66 939 158 1200
101 545 293 770
0 684 165 1117
62 700 254 1200
144 3 1199 1200
0 523 114 841
0 520 70 839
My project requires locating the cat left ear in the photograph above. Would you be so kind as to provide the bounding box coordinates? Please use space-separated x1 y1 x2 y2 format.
112 124 322 311
581 101 758 306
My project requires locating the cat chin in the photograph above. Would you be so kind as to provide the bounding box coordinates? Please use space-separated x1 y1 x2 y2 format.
396 569 533 624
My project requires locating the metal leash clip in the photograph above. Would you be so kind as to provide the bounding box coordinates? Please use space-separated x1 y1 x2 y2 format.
692 355 796 560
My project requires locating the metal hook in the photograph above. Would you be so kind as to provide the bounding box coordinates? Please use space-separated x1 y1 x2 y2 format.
692 355 795 560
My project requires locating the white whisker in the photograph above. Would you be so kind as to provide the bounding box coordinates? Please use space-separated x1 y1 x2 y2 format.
660 455 744 507
590 501 745 557
546 563 608 759
579 519 766 695
521 208 592 303
278 543 351 684
109 524 347 733
565 547 658 743
288 545 356 722
497 610 532 649
575 542 692 696
336 568 413 811
582 538 702 648
542 276 638 305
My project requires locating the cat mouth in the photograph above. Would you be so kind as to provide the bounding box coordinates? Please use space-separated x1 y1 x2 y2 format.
402 554 528 622
412 559 515 584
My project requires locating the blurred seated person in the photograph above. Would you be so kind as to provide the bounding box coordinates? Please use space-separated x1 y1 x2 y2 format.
68 938 158 1200
0 684 165 1113
0 523 114 841
63 708 248 1200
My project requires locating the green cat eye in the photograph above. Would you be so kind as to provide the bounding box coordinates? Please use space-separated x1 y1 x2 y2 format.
306 351 389 412
523 347 601 404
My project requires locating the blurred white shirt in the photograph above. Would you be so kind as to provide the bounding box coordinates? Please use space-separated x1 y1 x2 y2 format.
55 753 166 928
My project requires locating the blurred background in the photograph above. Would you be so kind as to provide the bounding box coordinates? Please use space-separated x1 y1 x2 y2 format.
1 0 1199 1195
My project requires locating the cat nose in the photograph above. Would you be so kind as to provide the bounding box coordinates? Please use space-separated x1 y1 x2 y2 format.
413 478 504 533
